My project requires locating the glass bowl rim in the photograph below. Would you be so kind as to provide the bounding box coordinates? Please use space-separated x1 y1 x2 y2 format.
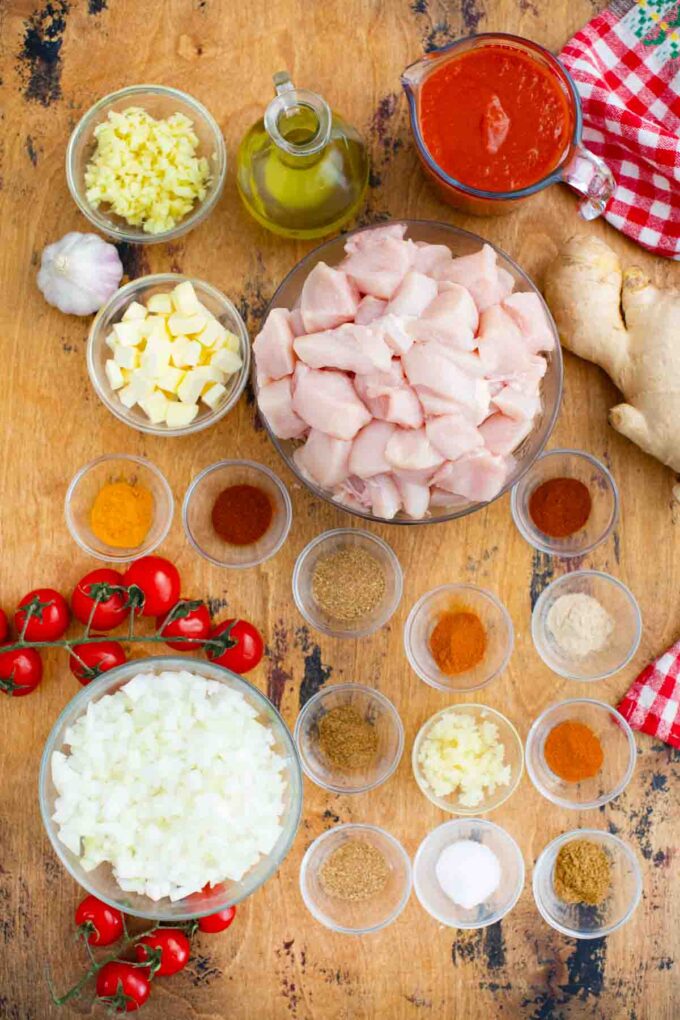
87 273 250 438
298 822 413 934
510 447 620 558
403 583 515 693
181 458 293 568
411 703 524 815
65 83 227 244
532 827 643 939
525 697 637 809
291 527 404 638
64 452 174 562
38 654 303 920
293 682 405 794
531 569 643 681
413 817 525 928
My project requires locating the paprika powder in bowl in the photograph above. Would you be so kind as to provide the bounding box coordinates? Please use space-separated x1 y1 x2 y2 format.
182 460 292 568
404 584 514 693
525 698 636 810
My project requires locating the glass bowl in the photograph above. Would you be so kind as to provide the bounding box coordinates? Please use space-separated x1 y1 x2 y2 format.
254 220 563 525
294 683 404 794
299 823 412 934
525 699 636 810
413 818 524 928
87 274 250 437
64 454 173 562
412 704 524 815
292 529 403 638
38 656 303 921
532 829 642 939
404 584 514 692
511 448 619 558
182 460 292 569
66 84 226 244
532 571 642 681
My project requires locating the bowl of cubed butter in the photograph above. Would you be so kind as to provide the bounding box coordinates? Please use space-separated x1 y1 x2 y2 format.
87 275 250 436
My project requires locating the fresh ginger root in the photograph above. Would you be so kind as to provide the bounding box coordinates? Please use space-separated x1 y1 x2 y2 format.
544 234 680 472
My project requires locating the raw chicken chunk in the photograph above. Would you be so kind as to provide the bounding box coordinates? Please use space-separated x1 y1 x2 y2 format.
332 476 372 513
355 295 387 325
354 364 424 428
479 413 533 456
294 323 392 375
364 473 402 519
394 473 431 518
373 314 414 356
289 308 306 337
344 223 407 252
258 378 307 439
477 305 533 375
432 450 509 502
300 262 359 332
253 308 295 381
412 242 453 276
342 237 413 299
293 429 352 488
384 427 445 472
403 342 490 421
292 366 371 440
502 292 555 353
385 271 438 318
436 244 513 312
426 414 484 460
492 383 541 421
349 420 396 478
406 284 478 349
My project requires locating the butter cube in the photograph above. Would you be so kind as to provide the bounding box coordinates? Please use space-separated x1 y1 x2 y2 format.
105 359 125 390
201 382 227 409
200 365 226 384
156 366 185 394
197 317 227 347
140 391 171 424
141 343 171 379
113 320 146 347
171 280 201 315
146 315 171 343
122 301 148 322
118 383 139 408
105 331 118 351
168 313 207 337
177 370 206 405
113 345 140 370
128 370 155 401
165 401 199 428
170 338 201 367
211 348 242 374
224 331 241 353
147 293 174 315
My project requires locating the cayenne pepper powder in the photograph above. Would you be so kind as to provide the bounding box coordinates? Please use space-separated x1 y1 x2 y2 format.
529 477 592 538
211 484 273 546
430 610 487 675
544 719 604 782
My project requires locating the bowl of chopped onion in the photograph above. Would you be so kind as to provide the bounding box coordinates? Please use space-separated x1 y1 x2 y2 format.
66 84 227 243
39 657 302 921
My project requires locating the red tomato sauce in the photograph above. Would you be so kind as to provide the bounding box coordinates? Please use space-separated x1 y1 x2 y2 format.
419 45 573 192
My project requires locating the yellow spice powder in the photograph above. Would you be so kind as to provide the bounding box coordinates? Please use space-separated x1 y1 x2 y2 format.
90 481 154 548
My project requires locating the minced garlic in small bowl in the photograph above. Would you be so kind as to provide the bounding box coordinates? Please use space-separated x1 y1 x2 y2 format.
66 85 226 244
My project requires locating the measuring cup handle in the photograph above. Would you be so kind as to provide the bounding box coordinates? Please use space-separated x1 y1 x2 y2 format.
561 144 616 221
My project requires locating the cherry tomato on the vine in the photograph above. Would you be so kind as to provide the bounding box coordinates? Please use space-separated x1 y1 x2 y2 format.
74 895 124 946
134 928 190 977
0 609 8 644
69 641 126 685
206 620 263 674
71 569 129 632
157 601 211 651
197 904 237 934
122 557 180 618
95 962 150 1013
14 588 69 641
0 646 43 697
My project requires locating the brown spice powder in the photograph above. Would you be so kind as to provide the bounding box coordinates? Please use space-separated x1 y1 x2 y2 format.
319 840 390 901
318 704 378 771
554 839 611 905
311 547 386 622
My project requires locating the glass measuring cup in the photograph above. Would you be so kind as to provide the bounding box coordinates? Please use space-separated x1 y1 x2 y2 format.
401 33 614 219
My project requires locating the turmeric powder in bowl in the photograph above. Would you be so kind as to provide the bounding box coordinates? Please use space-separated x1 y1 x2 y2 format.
430 609 487 675
90 481 154 548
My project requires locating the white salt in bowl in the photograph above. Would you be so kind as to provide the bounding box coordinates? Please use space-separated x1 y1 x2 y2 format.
531 571 642 681
413 819 525 929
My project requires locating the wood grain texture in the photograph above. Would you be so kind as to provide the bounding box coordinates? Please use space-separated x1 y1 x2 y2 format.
0 1 678 1017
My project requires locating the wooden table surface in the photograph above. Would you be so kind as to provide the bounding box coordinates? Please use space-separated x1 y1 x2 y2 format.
1 1 678 1017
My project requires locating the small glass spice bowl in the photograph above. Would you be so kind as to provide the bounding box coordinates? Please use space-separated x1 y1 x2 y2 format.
65 454 173 562
511 448 619 558
532 571 642 681
299 823 412 935
292 529 403 639
183 460 292 569
525 699 636 810
294 684 404 794
532 829 642 939
413 818 525 929
404 584 514 693
412 704 524 815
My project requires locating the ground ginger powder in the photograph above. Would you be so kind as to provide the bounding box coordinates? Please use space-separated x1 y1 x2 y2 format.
554 839 611 905
318 704 378 771
90 481 154 548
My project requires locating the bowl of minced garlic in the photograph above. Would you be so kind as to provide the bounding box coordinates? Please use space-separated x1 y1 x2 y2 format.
65 454 173 562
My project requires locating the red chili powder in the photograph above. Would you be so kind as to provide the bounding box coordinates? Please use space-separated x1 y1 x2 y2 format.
211 484 273 546
529 477 592 538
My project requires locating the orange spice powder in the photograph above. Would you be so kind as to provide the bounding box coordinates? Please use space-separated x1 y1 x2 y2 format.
430 609 487 675
544 720 604 782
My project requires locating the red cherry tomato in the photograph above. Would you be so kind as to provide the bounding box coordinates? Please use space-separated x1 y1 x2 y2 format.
206 620 263 674
134 928 190 977
0 610 8 643
71 569 129 632
96 962 150 1012
0 646 43 697
157 601 211 651
14 588 69 641
122 557 181 618
69 641 126 685
197 904 237 934
75 895 124 946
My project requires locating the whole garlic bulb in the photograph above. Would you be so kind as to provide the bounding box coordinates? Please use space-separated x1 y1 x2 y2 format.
37 232 124 315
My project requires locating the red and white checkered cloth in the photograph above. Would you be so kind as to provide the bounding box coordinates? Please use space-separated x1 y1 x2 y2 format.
560 0 680 259
617 639 680 748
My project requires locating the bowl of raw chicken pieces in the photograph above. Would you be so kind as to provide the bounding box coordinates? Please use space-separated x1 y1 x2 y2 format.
253 221 562 524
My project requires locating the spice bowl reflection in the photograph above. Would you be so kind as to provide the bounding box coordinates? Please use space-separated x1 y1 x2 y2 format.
511 448 618 558
533 829 642 939
403 584 514 693
299 823 412 934
294 683 404 795
525 698 636 810
182 460 292 569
